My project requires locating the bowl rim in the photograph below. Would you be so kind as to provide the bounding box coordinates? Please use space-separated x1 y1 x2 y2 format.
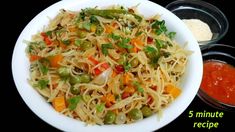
199 44 235 111
11 0 203 131
200 43 235 51
198 87 235 111
165 0 229 46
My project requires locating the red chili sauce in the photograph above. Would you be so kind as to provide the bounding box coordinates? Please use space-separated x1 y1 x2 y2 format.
200 60 235 105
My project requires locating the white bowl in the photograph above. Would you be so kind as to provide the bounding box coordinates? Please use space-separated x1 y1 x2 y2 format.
12 0 203 131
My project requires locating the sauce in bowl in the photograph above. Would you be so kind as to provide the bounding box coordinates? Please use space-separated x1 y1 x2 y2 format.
200 60 235 105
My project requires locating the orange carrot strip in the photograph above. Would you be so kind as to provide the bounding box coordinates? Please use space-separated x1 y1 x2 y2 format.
101 93 115 108
88 56 99 65
123 73 131 85
41 32 52 45
105 25 113 34
164 84 181 98
124 85 136 94
30 55 41 62
131 37 144 46
111 70 117 78
49 54 63 68
52 96 66 112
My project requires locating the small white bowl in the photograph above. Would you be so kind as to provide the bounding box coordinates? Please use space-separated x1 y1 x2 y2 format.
12 0 203 131
166 0 229 47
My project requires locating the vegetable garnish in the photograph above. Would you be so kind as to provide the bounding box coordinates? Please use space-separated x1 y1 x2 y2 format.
45 31 52 36
90 15 99 24
167 32 176 40
123 62 131 72
74 39 81 46
155 39 164 49
96 103 105 112
68 95 82 110
101 43 114 56
152 20 167 35
117 38 133 49
133 81 144 93
82 22 92 31
35 79 49 89
144 46 160 66
83 8 142 22
61 39 71 45
38 61 48 75
108 33 121 40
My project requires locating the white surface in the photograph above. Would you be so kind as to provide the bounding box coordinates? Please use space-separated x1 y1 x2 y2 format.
12 0 203 131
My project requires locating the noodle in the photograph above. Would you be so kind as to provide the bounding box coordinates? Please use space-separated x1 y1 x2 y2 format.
26 5 191 125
